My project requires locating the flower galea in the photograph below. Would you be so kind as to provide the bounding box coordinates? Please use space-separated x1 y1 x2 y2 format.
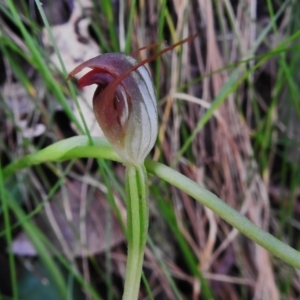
68 53 158 166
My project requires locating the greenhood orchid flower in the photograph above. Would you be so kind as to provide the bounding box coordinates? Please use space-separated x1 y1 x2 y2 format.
67 35 199 300
68 53 158 166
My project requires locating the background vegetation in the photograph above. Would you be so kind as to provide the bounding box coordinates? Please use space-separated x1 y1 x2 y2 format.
0 0 300 299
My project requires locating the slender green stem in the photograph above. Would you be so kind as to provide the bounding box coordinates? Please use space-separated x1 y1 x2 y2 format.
3 136 300 270
123 164 148 300
5 0 84 132
0 165 18 299
145 160 300 269
124 0 137 53
4 190 68 299
34 0 92 139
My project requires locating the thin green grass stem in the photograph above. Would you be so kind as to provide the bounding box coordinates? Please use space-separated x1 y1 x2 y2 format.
147 237 183 300
100 1 119 51
0 165 18 299
5 192 68 299
34 0 92 139
141 272 155 300
124 0 137 53
5 0 84 132
123 165 148 300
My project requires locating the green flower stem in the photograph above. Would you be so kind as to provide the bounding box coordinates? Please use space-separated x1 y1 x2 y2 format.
123 164 148 300
3 136 300 270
